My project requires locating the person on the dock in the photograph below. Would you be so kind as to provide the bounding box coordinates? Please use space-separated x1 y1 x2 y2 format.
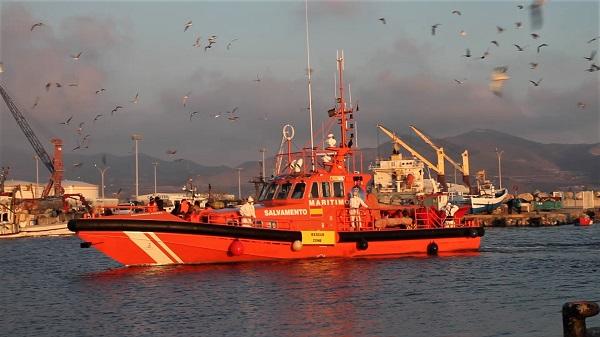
239 196 256 227
349 188 368 230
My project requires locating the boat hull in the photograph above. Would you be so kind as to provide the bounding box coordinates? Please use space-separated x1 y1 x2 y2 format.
70 219 484 266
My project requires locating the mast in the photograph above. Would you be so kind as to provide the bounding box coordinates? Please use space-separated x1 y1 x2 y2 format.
305 0 315 171
337 50 348 147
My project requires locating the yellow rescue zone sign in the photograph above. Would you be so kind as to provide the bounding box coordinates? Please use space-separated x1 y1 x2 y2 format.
301 231 336 245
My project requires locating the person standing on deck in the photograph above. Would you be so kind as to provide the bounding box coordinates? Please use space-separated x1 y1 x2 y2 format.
239 196 256 227
349 188 368 230
179 199 191 216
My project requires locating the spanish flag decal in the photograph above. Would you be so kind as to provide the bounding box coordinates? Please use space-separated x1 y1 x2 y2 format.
309 208 323 216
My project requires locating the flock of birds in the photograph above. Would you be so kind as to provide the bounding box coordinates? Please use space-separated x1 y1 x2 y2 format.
379 1 597 108
8 17 263 172
1 3 597 187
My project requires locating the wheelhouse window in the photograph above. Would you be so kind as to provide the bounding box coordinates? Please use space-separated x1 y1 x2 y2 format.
260 183 278 201
321 182 331 198
275 182 292 200
310 182 319 198
258 184 270 201
291 182 306 199
333 182 344 198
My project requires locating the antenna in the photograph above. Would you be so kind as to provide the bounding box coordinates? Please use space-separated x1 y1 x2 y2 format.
304 0 315 171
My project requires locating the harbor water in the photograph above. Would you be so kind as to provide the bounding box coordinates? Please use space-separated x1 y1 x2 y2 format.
0 225 598 337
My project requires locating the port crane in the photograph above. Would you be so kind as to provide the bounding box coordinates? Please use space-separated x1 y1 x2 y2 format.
0 83 64 197
408 125 471 192
377 124 448 191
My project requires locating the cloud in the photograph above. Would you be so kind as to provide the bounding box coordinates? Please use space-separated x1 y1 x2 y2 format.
0 3 132 151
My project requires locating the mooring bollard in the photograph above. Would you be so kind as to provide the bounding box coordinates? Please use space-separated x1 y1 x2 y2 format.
562 301 600 337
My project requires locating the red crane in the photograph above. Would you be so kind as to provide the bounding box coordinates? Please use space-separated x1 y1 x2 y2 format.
0 83 64 197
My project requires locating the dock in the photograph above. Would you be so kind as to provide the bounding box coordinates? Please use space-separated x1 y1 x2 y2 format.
464 208 597 227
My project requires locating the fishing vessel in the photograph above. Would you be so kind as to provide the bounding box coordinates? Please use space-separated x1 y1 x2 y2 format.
68 54 484 266
450 171 508 214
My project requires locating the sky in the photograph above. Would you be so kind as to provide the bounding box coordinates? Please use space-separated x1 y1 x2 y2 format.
0 0 598 168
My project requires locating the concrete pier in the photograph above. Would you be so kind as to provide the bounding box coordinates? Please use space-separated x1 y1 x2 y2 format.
464 208 597 227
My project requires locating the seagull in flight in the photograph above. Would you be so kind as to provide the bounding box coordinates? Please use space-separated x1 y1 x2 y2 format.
30 22 44 31
515 22 522 29
253 74 261 82
95 88 106 95
491 40 499 47
166 149 177 155
529 78 542 87
431 24 441 36
454 78 466 84
226 38 239 50
459 30 467 37
73 162 83 168
531 33 540 39
130 92 139 104
497 26 505 33
588 36 599 43
45 82 52 91
227 116 240 121
182 92 191 106
68 83 78 87
70 51 83 60
31 96 40 109
451 10 461 15
537 43 548 53
480 49 490 59
189 111 200 121
529 62 539 69
111 105 123 115
489 66 510 97
463 48 471 57
577 102 586 109
184 20 192 32
226 107 239 115
93 114 104 122
584 51 596 62
55 82 62 88
60 116 73 125
378 18 386 25
517 4 524 9
193 36 201 48
72 145 81 151
514 44 526 51
586 63 600 72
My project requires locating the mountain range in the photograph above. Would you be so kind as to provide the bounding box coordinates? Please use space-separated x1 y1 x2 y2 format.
1 129 598 199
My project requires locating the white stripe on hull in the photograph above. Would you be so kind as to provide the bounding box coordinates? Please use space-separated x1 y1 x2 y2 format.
124 231 180 265
147 232 183 263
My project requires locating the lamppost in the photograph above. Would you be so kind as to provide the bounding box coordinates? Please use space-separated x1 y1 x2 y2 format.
152 162 159 195
495 148 504 189
131 134 143 198
236 168 243 200
94 164 110 200
259 148 266 180
33 155 39 198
